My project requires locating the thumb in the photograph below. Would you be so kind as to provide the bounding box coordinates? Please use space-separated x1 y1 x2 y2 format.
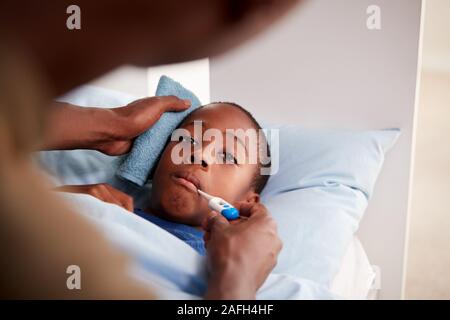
157 95 191 112
204 211 229 233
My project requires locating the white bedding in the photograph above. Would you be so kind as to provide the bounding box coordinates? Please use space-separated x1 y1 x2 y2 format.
36 152 376 299
59 192 337 299
331 237 376 299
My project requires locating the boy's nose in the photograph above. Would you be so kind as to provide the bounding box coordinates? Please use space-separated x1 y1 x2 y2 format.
188 141 216 168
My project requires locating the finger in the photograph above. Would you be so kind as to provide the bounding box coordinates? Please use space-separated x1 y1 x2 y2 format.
203 231 211 245
230 218 246 225
204 211 229 232
94 186 120 206
203 211 218 231
157 95 191 112
117 194 133 212
99 185 130 211
106 185 134 212
201 215 210 231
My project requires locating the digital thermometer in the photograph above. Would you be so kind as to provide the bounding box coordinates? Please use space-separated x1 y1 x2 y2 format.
197 189 240 220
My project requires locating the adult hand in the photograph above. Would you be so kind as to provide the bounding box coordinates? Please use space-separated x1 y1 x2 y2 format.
94 96 191 155
42 96 191 155
54 183 134 212
202 202 282 299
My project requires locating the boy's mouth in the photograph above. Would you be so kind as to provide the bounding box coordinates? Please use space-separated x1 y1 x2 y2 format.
171 171 203 194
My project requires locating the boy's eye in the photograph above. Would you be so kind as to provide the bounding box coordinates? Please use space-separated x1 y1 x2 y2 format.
219 152 238 165
178 135 198 146
177 136 237 164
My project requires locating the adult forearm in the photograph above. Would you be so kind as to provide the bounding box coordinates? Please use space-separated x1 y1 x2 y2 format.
39 96 190 155
40 102 117 151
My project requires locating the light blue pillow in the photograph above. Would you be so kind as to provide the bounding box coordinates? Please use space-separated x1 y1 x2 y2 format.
36 84 399 288
260 126 399 285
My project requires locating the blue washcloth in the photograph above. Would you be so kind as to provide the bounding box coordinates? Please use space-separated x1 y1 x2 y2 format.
116 75 202 186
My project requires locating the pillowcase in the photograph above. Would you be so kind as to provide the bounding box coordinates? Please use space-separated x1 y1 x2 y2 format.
260 125 399 285
35 84 399 287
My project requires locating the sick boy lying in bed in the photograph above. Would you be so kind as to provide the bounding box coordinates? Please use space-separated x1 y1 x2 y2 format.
56 102 272 256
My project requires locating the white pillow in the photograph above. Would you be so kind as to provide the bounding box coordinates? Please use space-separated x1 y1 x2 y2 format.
330 237 376 299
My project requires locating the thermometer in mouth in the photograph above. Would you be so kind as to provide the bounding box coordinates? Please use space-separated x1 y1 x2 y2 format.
197 189 240 221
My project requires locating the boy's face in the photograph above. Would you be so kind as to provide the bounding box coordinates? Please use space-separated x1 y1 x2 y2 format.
150 103 260 226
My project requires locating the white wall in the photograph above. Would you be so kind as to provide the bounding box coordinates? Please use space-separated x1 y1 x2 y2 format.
89 65 148 97
210 0 423 299
90 59 210 103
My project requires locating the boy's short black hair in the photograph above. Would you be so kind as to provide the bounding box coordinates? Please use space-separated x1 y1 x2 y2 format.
204 101 271 194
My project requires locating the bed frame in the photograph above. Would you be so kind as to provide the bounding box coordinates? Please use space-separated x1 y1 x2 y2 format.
90 0 424 299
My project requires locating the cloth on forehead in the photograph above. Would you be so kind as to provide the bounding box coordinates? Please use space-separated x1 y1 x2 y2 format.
116 76 202 186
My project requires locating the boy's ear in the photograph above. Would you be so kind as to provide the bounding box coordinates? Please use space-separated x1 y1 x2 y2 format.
246 192 260 204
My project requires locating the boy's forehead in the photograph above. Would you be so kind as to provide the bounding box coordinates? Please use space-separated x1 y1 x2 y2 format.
181 103 254 130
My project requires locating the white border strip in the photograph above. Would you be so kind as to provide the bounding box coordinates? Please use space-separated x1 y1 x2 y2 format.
401 0 427 300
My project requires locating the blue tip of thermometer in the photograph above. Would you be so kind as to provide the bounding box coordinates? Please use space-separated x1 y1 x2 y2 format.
197 189 240 220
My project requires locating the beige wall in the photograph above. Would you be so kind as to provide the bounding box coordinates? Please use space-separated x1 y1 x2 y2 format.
405 0 450 299
406 71 450 299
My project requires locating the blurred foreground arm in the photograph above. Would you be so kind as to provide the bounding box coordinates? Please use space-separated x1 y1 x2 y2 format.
0 0 299 298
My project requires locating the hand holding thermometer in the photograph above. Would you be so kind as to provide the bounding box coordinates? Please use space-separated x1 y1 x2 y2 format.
197 189 240 220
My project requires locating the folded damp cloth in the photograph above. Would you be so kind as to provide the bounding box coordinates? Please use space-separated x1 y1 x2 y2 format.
116 75 202 186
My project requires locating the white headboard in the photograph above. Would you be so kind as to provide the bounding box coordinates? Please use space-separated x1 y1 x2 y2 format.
89 0 423 299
